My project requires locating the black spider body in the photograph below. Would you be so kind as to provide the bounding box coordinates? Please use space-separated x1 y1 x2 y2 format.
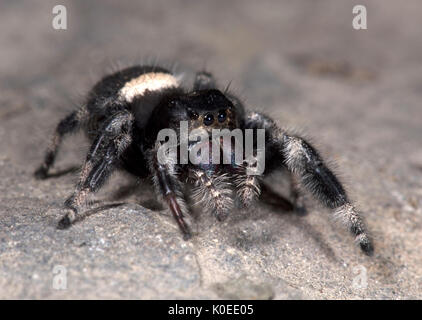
35 64 373 256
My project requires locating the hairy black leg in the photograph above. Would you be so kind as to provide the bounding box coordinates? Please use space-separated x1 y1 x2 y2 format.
233 164 261 208
245 111 373 255
282 135 373 255
57 111 133 229
148 144 192 239
34 106 88 179
193 71 216 90
190 169 233 221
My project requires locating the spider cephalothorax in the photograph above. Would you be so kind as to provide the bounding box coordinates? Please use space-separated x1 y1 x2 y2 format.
34 64 374 255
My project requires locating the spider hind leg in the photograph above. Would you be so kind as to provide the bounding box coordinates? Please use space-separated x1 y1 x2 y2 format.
34 106 88 179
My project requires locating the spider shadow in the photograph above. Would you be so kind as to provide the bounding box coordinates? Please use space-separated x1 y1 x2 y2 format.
259 183 299 214
44 167 337 262
38 165 80 179
256 183 338 262
107 178 164 211
72 202 127 225
43 168 163 225
44 166 163 211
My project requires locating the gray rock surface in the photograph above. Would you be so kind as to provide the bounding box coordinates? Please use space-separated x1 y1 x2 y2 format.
0 0 421 299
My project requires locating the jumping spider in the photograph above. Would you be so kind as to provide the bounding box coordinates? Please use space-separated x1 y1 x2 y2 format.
34 64 373 255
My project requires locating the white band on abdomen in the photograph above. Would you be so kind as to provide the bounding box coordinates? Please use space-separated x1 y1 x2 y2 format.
119 72 179 102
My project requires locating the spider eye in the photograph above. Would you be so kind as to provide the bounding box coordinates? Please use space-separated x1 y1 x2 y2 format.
203 113 214 126
188 109 199 120
218 110 227 123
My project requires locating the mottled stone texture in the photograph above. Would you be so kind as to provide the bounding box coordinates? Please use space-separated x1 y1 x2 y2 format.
0 0 421 299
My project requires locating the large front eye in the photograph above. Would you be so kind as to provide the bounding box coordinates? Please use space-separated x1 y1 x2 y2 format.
218 110 227 123
203 113 214 126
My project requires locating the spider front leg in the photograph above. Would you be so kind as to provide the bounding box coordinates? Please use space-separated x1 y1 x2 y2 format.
58 111 133 228
233 163 261 208
148 144 192 239
246 112 373 255
280 134 374 255
190 169 233 221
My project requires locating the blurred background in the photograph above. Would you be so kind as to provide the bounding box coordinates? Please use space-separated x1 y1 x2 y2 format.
0 0 421 299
